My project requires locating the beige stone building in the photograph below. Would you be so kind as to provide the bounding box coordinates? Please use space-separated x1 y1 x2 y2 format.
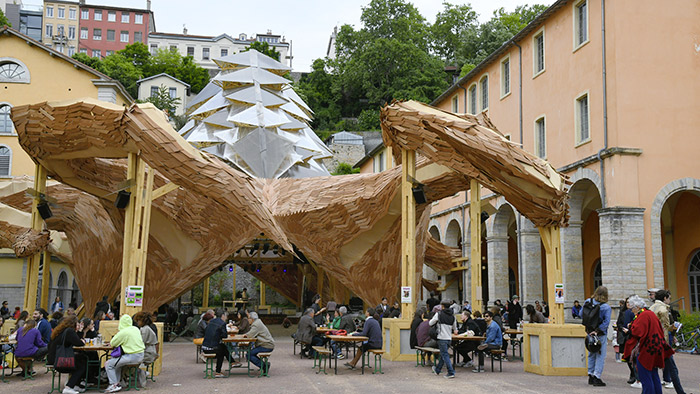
41 0 80 56
357 0 700 314
136 73 190 116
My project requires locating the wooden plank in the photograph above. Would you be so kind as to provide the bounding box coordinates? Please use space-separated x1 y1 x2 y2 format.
470 179 482 312
151 182 179 200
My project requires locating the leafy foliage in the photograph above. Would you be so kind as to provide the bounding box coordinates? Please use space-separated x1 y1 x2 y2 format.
0 9 10 27
71 42 210 99
139 84 181 115
332 162 361 176
243 41 281 61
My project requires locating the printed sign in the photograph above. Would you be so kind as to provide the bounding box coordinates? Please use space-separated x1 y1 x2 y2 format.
554 283 564 304
125 285 143 307
401 286 412 303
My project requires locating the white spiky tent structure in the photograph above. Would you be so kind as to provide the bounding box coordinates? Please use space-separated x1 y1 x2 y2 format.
178 50 333 179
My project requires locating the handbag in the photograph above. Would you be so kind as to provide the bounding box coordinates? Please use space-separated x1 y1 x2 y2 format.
110 346 123 358
55 330 76 373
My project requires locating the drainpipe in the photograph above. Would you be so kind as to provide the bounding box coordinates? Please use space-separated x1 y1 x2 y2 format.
513 41 525 298
598 0 608 208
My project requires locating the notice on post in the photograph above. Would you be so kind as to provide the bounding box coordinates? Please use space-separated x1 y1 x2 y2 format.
401 286 412 303
125 286 144 307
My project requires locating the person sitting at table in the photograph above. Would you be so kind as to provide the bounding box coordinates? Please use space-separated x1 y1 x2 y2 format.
410 307 426 350
526 304 546 323
330 309 341 329
104 315 145 393
15 310 28 331
490 306 509 359
245 312 274 374
33 308 52 346
201 309 237 378
472 311 487 335
345 307 382 370
76 317 99 386
133 312 159 385
235 310 251 335
330 306 356 360
295 308 322 358
47 315 87 394
13 306 21 320
388 302 401 318
15 319 48 376
194 311 213 346
50 311 63 329
474 311 502 373
0 301 9 319
454 310 480 367
416 311 438 349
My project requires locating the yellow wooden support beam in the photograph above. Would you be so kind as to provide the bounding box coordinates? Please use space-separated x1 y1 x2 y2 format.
40 250 51 310
451 256 469 263
470 179 483 313
202 277 210 309
232 264 237 297
400 149 417 313
120 153 138 314
538 226 564 325
151 182 179 200
450 265 470 272
437 275 459 292
24 164 47 312
259 281 266 307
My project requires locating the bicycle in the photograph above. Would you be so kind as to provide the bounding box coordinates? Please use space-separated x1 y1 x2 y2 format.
675 326 700 354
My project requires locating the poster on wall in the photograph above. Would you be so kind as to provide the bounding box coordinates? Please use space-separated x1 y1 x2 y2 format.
401 286 412 303
554 283 564 304
125 286 144 307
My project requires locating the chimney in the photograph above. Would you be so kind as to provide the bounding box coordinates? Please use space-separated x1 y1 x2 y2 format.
183 24 187 35
147 0 151 10
79 0 86 5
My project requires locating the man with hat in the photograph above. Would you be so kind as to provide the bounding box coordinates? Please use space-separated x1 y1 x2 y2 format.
647 288 660 303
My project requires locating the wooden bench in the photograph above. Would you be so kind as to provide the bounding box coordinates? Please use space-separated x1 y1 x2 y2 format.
366 349 384 374
415 346 440 367
312 346 331 375
46 365 62 393
256 352 272 378
489 349 505 372
294 339 310 358
16 357 34 381
202 354 218 379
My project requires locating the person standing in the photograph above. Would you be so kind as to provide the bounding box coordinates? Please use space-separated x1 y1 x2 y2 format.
51 297 64 314
585 286 611 387
310 294 326 325
94 296 110 317
650 290 686 393
376 297 390 318
426 292 439 312
245 312 274 374
429 300 457 379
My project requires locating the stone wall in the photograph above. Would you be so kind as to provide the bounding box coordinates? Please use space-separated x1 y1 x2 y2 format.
322 143 366 173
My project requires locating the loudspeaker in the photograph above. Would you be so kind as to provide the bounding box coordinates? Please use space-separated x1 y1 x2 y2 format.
412 185 427 204
37 202 53 220
114 190 131 209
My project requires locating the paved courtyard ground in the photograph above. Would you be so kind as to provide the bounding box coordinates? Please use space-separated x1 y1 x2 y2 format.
8 325 700 393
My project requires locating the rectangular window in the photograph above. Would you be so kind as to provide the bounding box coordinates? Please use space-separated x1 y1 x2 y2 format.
92 49 101 58
221 48 228 57
150 44 158 55
534 31 545 75
80 27 88 39
46 6 53 18
106 50 114 56
55 44 64 54
80 47 87 54
81 9 89 20
374 151 386 173
108 11 116 22
57 25 64 37
45 24 53 37
469 85 477 115
69 8 76 20
94 10 102 21
120 31 129 43
575 1 588 48
169 45 177 52
169 87 177 99
480 76 488 111
202 47 210 60
135 14 143 24
451 95 458 113
121 12 129 23
576 94 590 143
68 26 75 40
535 117 546 158
187 46 195 57
134 31 142 43
68 46 75 56
93 28 101 41
106 29 115 41
501 57 510 97
150 86 159 97
57 7 65 19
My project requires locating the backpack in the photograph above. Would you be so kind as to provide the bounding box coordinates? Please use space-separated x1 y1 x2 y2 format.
582 299 601 334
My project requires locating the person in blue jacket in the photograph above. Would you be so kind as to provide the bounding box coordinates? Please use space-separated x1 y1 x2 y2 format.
344 307 382 370
586 286 611 387
33 308 52 345
474 310 502 372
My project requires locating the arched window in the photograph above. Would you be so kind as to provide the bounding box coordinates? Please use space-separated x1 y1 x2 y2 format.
509 267 517 299
689 251 700 312
0 104 13 134
0 146 11 177
593 259 602 291
57 271 69 303
0 59 30 83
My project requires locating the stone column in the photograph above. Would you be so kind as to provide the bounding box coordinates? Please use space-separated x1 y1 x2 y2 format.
561 220 585 307
487 235 510 304
597 207 647 303
518 218 542 304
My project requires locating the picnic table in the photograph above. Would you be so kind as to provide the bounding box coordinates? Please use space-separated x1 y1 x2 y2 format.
222 335 256 377
450 334 486 366
74 344 114 390
316 327 334 334
0 340 17 383
504 329 524 360
325 334 369 375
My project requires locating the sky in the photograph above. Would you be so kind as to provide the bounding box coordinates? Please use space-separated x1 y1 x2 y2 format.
23 0 551 71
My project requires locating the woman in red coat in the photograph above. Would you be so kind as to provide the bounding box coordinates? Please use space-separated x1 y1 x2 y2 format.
622 295 674 394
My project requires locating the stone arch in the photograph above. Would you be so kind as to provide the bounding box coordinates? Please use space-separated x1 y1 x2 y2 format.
445 219 462 249
428 224 441 241
486 202 518 303
650 178 700 290
56 270 69 304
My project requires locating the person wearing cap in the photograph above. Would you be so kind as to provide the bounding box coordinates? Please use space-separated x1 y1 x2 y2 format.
647 288 660 303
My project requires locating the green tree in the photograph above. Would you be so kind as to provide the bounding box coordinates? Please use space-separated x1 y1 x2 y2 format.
360 0 430 51
0 9 10 27
295 58 341 131
357 108 380 130
243 41 281 61
100 53 143 98
331 162 360 175
118 42 151 69
147 49 209 93
431 2 479 66
141 84 181 115
72 53 102 70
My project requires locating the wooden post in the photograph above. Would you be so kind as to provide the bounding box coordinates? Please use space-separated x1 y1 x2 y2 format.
470 179 483 313
40 250 51 310
202 277 210 309
23 164 47 312
538 226 564 325
232 264 237 298
400 149 416 314
259 281 266 307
